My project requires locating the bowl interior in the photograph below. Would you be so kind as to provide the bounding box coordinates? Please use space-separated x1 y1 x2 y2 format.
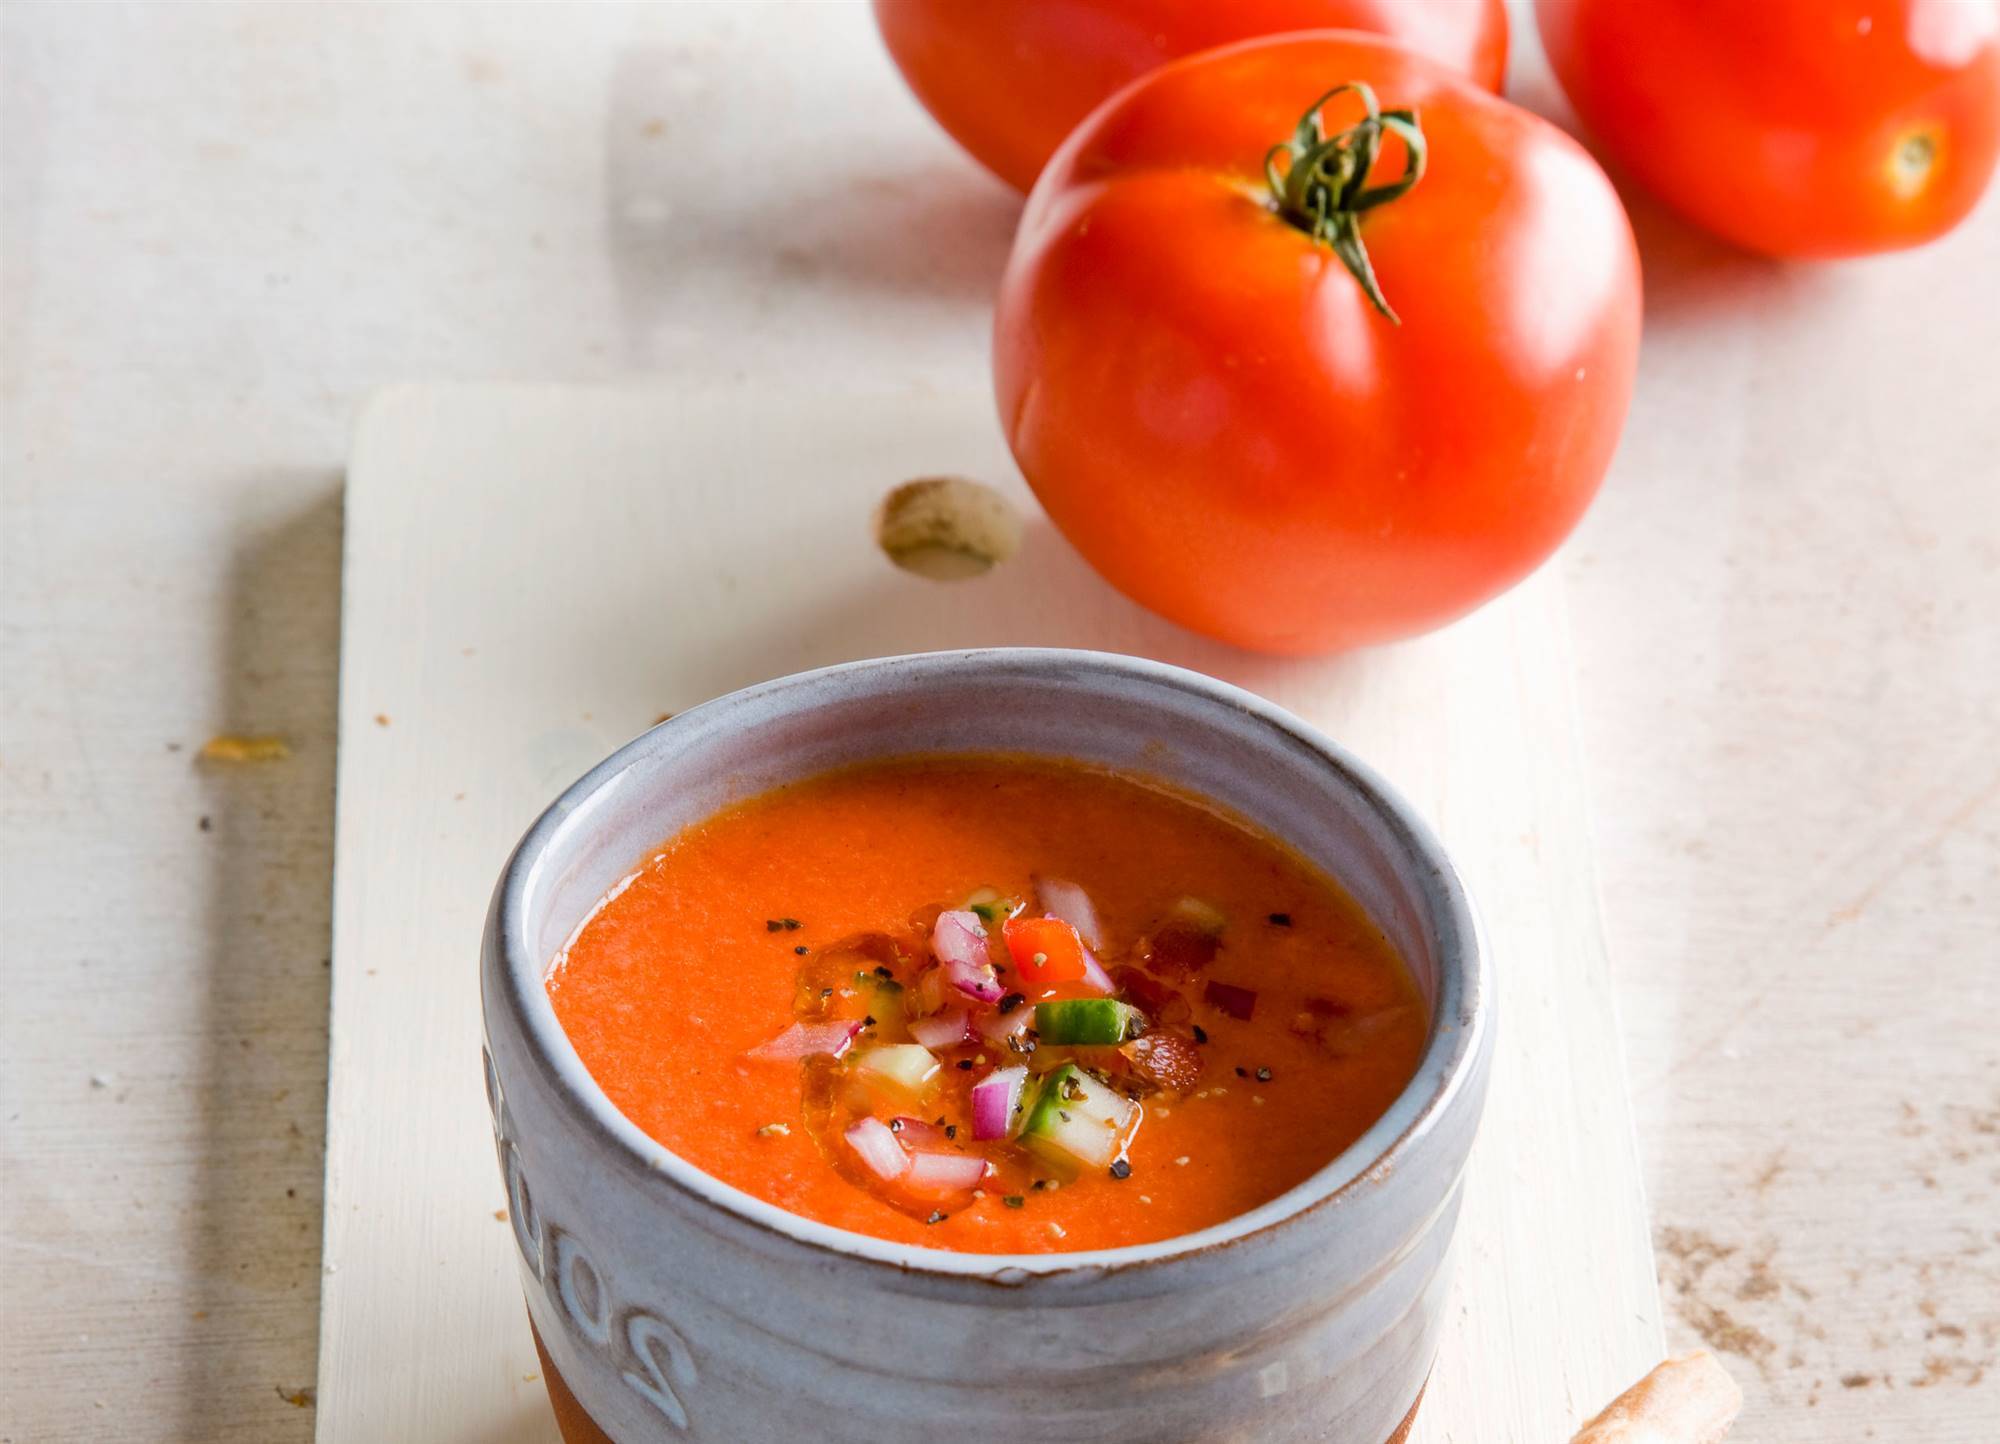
502 648 1480 1273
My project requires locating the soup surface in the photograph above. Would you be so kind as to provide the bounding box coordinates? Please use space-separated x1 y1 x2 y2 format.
548 755 1428 1253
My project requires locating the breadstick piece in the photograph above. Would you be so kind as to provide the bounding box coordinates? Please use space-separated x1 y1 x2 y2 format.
1570 1351 1742 1443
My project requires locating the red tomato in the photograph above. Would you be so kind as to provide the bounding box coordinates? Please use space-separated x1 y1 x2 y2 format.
1002 917 1088 984
872 0 1509 192
993 34 1641 655
1538 0 2000 257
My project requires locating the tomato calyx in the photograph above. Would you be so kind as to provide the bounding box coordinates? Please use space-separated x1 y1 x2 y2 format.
1264 81 1427 323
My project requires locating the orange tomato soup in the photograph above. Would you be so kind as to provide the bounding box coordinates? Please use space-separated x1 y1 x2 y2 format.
549 756 1427 1253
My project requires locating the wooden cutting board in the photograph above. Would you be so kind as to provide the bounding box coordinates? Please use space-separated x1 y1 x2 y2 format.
317 381 1662 1442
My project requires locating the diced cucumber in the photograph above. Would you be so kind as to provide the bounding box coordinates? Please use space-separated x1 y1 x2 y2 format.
1034 998 1145 1046
1170 896 1228 934
964 886 1023 925
851 1043 941 1097
1020 1064 1139 1170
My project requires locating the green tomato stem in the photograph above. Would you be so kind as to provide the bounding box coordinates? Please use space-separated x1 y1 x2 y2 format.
1264 81 1427 324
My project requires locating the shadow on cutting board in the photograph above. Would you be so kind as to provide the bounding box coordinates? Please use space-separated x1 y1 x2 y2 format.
186 480 342 1442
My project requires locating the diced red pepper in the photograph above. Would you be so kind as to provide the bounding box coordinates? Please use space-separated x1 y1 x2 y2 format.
1289 995 1352 1043
1144 919 1220 977
1203 980 1258 1021
1112 964 1181 1016
1002 916 1088 985
1124 1031 1205 1095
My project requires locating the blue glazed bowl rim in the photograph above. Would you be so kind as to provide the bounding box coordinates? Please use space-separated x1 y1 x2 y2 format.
490 647 1489 1280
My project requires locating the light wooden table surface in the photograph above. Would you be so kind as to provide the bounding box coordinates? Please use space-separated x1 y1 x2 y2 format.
2 3 1994 1440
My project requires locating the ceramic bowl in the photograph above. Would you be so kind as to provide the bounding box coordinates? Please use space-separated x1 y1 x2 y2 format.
481 649 1492 1444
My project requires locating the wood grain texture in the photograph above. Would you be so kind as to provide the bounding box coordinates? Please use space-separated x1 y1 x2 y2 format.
317 382 1661 1442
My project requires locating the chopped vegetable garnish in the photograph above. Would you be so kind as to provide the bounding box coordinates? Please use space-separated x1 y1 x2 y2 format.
1076 944 1117 995
1143 914 1221 976
747 1019 864 1062
1002 1195 1025 1208
1171 897 1226 933
1034 998 1146 1046
1001 916 1088 985
1034 877 1103 949
1020 1063 1141 1170
1124 1031 1203 1094
853 1043 942 1097
963 886 1020 924
888 1115 949 1148
908 1009 973 1050
1203 980 1257 1021
907 1151 988 1195
932 910 1005 1003
845 1117 908 1181
974 1001 1035 1045
1290 995 1358 1043
969 1064 1030 1140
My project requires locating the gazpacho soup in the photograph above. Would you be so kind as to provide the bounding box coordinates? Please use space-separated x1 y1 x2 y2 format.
548 755 1428 1254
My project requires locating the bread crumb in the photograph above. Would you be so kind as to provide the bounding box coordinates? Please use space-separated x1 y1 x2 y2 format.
198 734 291 763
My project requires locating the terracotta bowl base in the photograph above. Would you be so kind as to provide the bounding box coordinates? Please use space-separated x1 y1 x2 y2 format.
532 1320 1428 1444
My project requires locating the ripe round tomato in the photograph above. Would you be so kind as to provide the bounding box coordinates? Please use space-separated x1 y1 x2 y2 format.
872 0 1509 192
993 34 1641 655
1538 0 2000 257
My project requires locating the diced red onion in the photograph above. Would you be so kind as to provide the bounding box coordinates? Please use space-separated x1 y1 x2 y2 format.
1203 980 1258 1021
905 1150 989 1194
931 909 989 967
844 1117 908 1181
1035 877 1102 949
748 1019 863 1061
1077 944 1116 996
932 910 1003 1004
888 1115 950 1148
908 1009 972 1050
974 1002 1034 1043
970 1065 1028 1140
